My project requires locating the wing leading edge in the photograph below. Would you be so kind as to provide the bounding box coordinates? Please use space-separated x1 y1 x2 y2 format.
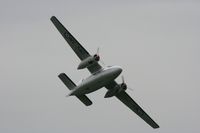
105 81 159 129
50 16 102 74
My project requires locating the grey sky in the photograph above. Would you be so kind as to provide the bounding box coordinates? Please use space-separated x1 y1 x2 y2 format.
0 0 200 133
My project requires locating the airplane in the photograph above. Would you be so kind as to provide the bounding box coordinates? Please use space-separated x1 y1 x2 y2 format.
50 16 159 129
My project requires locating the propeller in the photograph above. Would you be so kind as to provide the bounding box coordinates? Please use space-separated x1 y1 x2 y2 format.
94 47 106 66
94 47 100 61
122 75 125 83
97 47 100 55
121 75 133 91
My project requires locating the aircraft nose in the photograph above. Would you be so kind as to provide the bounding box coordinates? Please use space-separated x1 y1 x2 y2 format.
115 66 122 75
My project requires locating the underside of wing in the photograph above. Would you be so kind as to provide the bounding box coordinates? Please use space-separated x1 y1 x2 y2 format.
51 16 90 60
50 16 102 74
105 81 159 129
115 91 159 128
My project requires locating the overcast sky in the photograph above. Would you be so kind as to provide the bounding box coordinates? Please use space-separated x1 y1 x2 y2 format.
0 0 200 133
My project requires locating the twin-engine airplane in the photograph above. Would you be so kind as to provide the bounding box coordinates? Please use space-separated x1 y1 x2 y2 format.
50 16 159 129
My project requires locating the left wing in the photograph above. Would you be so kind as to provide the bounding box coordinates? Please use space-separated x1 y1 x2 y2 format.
50 16 102 74
105 81 159 129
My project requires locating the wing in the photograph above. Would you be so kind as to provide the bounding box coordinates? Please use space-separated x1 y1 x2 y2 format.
50 16 102 73
105 81 159 129
51 16 90 60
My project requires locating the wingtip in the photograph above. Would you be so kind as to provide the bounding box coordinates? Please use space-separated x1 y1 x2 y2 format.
85 102 93 106
50 16 56 21
153 125 160 129
58 73 65 77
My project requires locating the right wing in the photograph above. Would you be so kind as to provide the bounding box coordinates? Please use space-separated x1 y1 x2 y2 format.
105 81 159 129
50 16 102 74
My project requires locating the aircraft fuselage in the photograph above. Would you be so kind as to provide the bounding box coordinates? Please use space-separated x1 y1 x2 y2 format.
69 66 122 96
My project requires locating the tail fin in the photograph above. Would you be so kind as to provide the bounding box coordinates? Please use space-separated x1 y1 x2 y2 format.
58 73 92 106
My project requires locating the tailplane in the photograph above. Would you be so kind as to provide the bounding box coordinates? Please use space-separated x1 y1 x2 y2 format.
58 73 92 106
58 73 76 90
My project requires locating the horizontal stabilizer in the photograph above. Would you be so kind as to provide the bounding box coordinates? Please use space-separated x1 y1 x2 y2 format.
76 95 92 106
58 73 92 106
58 73 75 90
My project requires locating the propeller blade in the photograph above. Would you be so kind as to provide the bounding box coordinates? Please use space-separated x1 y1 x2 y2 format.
128 87 134 91
121 75 125 83
97 47 100 55
95 47 107 66
121 75 133 91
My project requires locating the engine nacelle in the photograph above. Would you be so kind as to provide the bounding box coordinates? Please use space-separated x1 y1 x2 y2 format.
104 83 127 98
120 83 127 91
77 54 100 70
104 85 120 98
